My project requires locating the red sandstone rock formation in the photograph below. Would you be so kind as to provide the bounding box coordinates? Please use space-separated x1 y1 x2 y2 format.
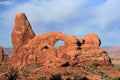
9 32 80 67
0 46 4 61
78 33 111 66
80 33 101 49
9 13 112 68
12 13 35 52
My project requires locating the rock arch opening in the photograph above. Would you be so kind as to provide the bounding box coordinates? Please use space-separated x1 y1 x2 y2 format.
42 45 49 51
55 40 65 57
43 46 49 49
55 40 65 49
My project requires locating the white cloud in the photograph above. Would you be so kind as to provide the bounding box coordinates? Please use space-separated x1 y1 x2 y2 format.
1 0 87 33
0 0 14 6
93 0 120 28
17 0 86 24
0 0 120 47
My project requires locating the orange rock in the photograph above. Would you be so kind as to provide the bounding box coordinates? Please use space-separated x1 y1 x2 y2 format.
9 31 80 67
12 13 35 52
6 13 120 79
0 46 4 61
9 13 112 68
80 33 101 49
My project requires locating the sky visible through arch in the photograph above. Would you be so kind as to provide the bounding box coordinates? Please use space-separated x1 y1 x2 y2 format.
55 40 64 48
0 0 120 47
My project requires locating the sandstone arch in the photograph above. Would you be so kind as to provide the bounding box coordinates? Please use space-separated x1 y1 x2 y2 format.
9 32 80 67
30 32 80 57
9 13 112 68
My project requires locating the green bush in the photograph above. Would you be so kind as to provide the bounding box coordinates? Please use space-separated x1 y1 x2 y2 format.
98 72 110 79
66 77 71 80
5 68 19 80
113 76 120 80
91 62 99 69
80 77 89 80
114 64 120 71
0 66 8 72
37 76 47 80
73 75 80 80
32 63 42 68
63 71 71 76
50 73 63 80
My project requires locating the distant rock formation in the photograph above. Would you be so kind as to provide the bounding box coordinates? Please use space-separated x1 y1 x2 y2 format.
12 13 35 52
104 46 120 59
0 46 4 61
8 13 112 68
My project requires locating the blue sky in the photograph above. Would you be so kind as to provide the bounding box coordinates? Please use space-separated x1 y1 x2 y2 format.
0 0 120 47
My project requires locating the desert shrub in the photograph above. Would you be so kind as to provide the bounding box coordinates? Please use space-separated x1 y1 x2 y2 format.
66 77 71 80
102 76 113 80
118 68 120 71
80 77 89 80
49 73 63 80
5 68 19 80
98 72 109 79
20 68 29 77
98 72 104 76
113 76 120 80
114 64 120 72
63 71 71 76
73 75 80 80
22 71 29 77
73 76 89 80
48 66 51 68
32 63 42 68
37 76 47 80
0 66 8 72
91 62 99 69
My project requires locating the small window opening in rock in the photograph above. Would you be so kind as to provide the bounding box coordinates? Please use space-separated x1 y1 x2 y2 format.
43 46 49 49
43 46 49 51
77 41 81 49
61 62 70 67
55 40 65 57
55 40 64 49
83 40 85 44
77 41 81 46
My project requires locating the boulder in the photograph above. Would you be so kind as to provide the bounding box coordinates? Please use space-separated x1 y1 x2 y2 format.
80 33 101 49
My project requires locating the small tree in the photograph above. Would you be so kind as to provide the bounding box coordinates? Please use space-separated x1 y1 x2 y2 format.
50 73 63 80
5 68 19 80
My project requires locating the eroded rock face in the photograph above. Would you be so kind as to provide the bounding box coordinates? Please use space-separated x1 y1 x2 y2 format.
12 13 35 52
76 33 111 66
80 33 101 50
9 32 80 67
0 46 4 61
9 13 112 68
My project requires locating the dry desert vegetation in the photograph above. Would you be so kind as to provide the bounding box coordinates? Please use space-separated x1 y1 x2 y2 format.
0 13 120 80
